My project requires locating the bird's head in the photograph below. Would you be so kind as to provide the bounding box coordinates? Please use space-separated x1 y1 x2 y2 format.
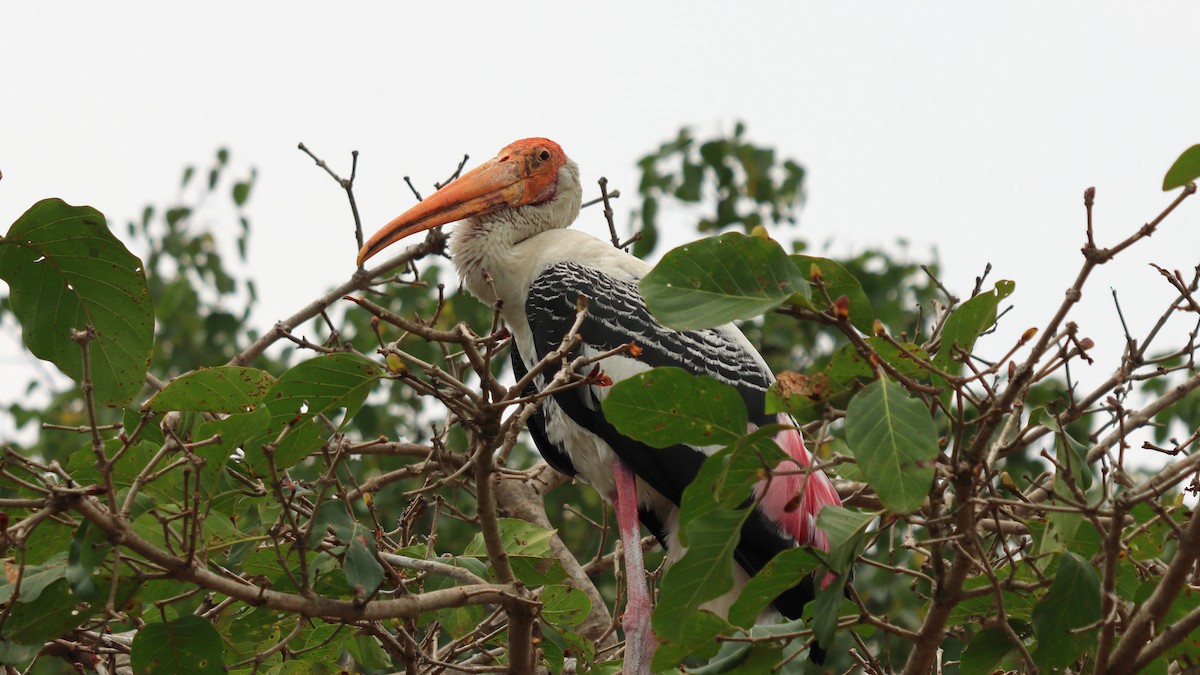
357 138 581 266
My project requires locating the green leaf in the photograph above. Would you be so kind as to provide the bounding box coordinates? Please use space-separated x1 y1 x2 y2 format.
844 378 939 514
124 407 164 446
1031 551 1101 670
933 280 1014 373
1163 144 1200 191
677 161 704 202
654 508 749 643
1032 418 1093 558
650 611 729 671
741 619 823 674
463 518 556 558
131 615 225 675
815 506 876 574
950 574 1037 625
632 196 658 258
679 645 755 674
307 500 356 548
0 199 153 405
462 518 566 585
344 527 383 598
641 232 810 330
561 628 598 670
1 578 96 645
0 640 41 667
148 366 275 413
267 423 323 474
265 353 382 429
232 181 252 207
0 553 68 604
1054 423 1093 491
1039 508 1084 559
827 338 931 383
791 254 875 332
193 406 270 493
540 584 591 628
248 353 383 471
811 568 850 650
348 634 391 670
676 428 790 542
1127 502 1190 562
727 547 823 628
603 367 748 447
67 520 107 601
961 627 1018 675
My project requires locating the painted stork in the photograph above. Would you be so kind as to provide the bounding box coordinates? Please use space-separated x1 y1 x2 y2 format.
358 139 842 671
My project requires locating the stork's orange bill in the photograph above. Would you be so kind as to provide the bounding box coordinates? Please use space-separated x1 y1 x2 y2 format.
356 138 565 266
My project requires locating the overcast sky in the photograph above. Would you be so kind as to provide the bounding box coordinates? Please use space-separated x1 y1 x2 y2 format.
3 3 1199 443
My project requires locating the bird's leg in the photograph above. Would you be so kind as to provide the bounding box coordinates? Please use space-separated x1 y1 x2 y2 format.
612 458 656 674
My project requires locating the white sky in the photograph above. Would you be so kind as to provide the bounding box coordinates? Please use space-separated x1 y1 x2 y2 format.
3 3 1199 444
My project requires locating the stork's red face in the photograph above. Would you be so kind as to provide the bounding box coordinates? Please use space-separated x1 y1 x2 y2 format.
357 138 567 265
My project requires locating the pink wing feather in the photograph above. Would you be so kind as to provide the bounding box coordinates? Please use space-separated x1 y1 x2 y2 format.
757 414 842 551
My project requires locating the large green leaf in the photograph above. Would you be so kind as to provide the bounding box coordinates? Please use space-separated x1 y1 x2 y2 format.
193 406 270 494
1 578 96 645
463 518 566 586
653 508 749 642
650 611 729 671
264 353 382 429
307 499 357 548
603 367 748 447
1038 507 1084 560
131 615 225 675
344 526 384 599
933 280 1014 373
844 378 939 514
641 232 809 330
727 547 823 628
148 366 275 413
1163 144 1200 191
463 518 556 558
1032 551 1100 670
0 199 153 405
961 627 1018 675
246 353 383 471
348 635 390 670
540 584 591 628
0 553 68 604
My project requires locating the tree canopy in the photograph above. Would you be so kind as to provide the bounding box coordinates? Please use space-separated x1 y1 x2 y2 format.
2 130 1200 674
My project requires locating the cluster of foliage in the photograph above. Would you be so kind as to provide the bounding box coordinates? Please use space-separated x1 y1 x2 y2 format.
1 131 1200 674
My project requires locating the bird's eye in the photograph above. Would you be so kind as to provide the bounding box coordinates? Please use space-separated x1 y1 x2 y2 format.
538 150 551 161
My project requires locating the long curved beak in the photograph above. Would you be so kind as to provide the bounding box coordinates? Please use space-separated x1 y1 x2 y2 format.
357 156 527 266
